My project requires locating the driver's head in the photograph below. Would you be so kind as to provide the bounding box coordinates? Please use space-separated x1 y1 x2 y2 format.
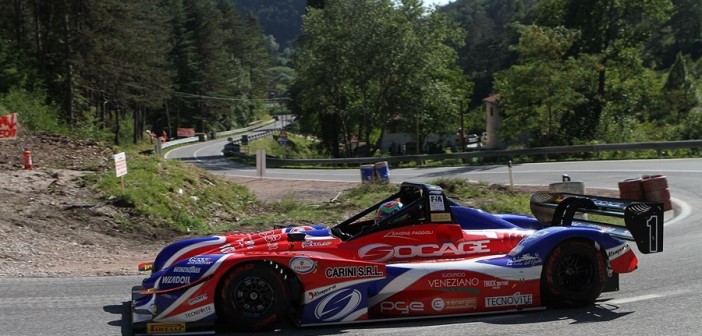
375 200 403 225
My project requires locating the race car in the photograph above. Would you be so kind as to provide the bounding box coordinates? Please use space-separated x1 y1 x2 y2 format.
130 181 663 335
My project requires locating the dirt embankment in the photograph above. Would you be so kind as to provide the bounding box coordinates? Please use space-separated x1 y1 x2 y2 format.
0 131 358 277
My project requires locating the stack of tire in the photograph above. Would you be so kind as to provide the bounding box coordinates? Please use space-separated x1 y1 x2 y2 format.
617 175 672 211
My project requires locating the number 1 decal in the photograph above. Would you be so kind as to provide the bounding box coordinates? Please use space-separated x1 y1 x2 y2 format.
646 215 660 253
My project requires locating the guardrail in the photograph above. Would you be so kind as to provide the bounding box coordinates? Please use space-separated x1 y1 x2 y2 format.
250 140 702 166
160 119 276 150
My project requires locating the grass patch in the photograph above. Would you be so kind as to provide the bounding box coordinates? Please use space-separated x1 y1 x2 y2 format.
429 177 532 214
92 151 256 234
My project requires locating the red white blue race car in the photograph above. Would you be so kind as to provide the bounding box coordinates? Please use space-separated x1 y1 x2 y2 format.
130 182 663 335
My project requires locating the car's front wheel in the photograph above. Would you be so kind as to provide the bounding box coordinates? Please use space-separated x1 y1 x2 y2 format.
216 263 290 331
541 240 606 307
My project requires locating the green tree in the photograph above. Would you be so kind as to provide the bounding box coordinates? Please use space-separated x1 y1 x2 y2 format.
535 0 673 137
294 0 466 156
494 25 587 146
663 52 698 122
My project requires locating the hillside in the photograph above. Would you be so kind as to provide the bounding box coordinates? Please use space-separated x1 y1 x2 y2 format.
0 129 358 277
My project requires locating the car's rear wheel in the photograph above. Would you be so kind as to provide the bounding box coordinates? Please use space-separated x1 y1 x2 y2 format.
541 240 606 307
216 263 289 331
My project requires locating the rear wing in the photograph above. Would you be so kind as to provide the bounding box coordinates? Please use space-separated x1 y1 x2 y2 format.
530 192 664 254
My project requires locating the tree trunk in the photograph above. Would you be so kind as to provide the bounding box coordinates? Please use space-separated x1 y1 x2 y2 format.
61 4 74 127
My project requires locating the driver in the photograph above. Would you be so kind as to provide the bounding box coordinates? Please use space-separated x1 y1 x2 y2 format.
374 200 403 225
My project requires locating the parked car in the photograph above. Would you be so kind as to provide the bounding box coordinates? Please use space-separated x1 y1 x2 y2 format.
467 134 479 143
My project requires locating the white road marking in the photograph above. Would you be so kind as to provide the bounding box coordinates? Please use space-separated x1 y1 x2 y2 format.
606 289 689 305
606 294 661 305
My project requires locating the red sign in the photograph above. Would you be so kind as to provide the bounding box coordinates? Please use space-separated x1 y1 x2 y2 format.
177 128 196 138
0 113 17 140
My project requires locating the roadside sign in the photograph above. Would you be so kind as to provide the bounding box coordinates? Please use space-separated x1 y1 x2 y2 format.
279 129 288 139
0 113 17 140
114 152 128 177
176 128 195 138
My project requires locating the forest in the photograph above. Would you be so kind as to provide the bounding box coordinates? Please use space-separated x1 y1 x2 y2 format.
0 0 700 156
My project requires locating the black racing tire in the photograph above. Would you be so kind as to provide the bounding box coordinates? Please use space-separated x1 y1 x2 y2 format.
216 262 290 331
541 240 606 308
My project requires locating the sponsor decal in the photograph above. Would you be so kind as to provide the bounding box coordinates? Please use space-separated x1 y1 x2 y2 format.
263 234 281 243
302 241 333 248
484 279 510 289
427 277 479 288
314 288 362 321
485 292 533 307
307 285 337 301
431 213 452 222
188 294 207 306
290 256 316 274
219 243 236 253
287 226 313 233
236 235 255 249
184 304 214 319
432 298 445 311
431 297 477 311
325 265 384 278
592 199 627 209
188 257 214 265
161 276 191 284
146 322 185 334
380 301 424 314
429 195 445 211
359 241 491 262
173 266 201 274
267 242 279 251
607 245 627 257
383 230 434 240
507 253 543 266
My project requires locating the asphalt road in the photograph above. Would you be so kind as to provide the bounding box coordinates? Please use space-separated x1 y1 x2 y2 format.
3 138 700 336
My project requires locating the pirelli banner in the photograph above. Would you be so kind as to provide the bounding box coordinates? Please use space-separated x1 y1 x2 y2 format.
0 113 17 140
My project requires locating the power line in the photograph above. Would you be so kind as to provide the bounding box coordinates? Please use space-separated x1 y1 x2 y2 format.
173 91 291 102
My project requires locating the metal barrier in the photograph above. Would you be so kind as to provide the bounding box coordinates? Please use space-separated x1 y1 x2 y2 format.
159 119 277 151
262 140 702 166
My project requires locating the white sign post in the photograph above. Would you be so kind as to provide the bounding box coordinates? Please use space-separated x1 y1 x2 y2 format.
256 149 266 179
114 152 128 191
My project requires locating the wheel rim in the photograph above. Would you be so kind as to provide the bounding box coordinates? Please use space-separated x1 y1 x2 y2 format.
555 253 594 292
232 276 276 318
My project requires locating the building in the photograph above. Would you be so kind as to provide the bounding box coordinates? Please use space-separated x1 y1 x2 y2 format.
482 94 502 148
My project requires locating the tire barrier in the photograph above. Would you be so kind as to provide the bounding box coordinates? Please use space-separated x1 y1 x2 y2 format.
618 175 671 211
618 178 644 201
360 164 375 183
642 175 672 211
360 161 391 183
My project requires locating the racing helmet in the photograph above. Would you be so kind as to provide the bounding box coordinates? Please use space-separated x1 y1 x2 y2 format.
374 200 403 225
